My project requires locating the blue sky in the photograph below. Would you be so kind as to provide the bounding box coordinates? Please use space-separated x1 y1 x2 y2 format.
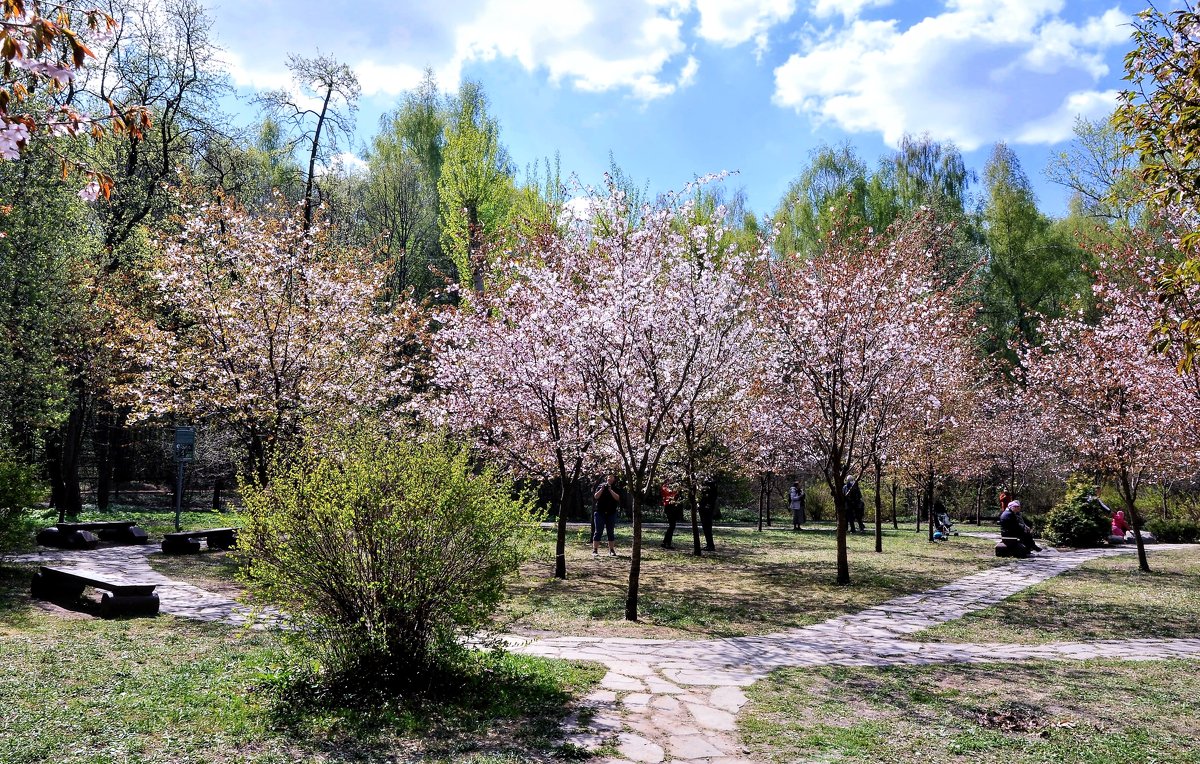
207 0 1139 219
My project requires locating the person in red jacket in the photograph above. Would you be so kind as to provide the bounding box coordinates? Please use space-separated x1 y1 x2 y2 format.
1111 509 1131 541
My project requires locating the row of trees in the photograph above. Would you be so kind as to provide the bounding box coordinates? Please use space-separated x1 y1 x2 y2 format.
1 0 1198 623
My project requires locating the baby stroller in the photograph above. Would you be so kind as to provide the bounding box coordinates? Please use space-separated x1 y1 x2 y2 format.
934 510 958 538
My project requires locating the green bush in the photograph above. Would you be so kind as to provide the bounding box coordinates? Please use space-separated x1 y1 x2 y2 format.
0 451 42 552
1043 478 1111 547
239 427 540 691
805 485 827 522
1146 519 1200 544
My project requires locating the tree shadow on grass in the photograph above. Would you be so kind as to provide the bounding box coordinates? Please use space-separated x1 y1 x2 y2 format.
262 649 600 762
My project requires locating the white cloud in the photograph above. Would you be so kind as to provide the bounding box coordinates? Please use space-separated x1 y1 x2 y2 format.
773 1 1130 149
810 0 893 22
446 0 697 101
1014 88 1119 144
694 0 798 52
353 60 428 98
318 152 370 176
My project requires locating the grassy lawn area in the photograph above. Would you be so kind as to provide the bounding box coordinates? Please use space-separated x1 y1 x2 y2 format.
919 546 1200 644
498 525 1007 639
0 564 602 764
740 660 1200 764
9 506 245 553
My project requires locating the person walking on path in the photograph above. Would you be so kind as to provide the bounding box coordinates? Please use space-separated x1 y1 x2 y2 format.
789 481 806 530
999 499 1041 557
845 479 866 533
593 474 623 558
660 484 681 549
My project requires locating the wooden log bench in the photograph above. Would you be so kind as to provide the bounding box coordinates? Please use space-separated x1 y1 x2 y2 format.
37 520 149 549
161 527 239 554
30 566 159 617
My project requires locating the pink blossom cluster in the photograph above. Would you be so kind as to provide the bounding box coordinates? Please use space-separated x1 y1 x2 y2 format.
119 193 419 478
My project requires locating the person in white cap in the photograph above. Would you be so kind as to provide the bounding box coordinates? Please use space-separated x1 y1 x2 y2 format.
999 499 1041 557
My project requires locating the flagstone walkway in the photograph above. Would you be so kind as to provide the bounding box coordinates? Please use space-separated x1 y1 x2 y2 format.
5 544 275 627
508 545 1200 764
6 542 1199 764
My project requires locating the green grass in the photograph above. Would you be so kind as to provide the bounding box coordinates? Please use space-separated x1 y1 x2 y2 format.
919 546 1200 644
0 565 603 764
741 660 1200 764
7 506 244 552
498 525 1007 639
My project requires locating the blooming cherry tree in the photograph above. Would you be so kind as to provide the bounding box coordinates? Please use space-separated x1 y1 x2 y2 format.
755 212 976 584
427 224 600 580
1024 248 1198 572
120 192 417 483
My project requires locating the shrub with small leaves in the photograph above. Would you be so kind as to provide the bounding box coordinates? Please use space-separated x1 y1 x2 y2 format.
1043 478 1111 547
0 451 42 552
1145 519 1200 544
239 426 540 691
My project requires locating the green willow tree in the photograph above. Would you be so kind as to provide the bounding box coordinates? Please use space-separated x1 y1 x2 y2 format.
438 81 513 294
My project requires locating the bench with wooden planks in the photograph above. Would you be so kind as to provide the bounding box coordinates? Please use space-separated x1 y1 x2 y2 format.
161 527 239 554
30 565 159 617
36 520 149 549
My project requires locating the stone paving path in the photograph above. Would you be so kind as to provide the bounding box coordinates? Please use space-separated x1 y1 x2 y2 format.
6 541 1200 764
509 545 1200 764
4 544 276 627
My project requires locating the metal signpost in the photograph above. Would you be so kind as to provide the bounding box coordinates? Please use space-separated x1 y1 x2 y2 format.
173 426 196 532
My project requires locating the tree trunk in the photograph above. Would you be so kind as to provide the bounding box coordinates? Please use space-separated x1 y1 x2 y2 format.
212 477 223 512
927 471 937 542
1120 470 1150 573
302 84 334 234
93 404 112 512
873 457 883 553
834 486 850 585
553 456 582 580
974 475 983 525
49 387 88 521
891 481 898 529
766 471 773 527
757 472 765 532
625 494 644 621
468 204 485 295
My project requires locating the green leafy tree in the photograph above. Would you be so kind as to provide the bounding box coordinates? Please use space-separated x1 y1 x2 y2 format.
1046 115 1144 229
438 80 513 294
1114 1 1200 371
363 72 447 298
978 143 1091 370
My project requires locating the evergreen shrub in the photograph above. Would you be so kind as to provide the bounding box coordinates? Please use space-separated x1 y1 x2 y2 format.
1145 519 1200 543
1043 478 1111 547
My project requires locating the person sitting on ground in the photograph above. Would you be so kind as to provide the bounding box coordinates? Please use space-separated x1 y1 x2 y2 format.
789 481 806 530
1110 509 1131 544
999 500 1041 558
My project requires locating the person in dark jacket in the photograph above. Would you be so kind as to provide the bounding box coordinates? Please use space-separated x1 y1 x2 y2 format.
845 480 866 533
999 500 1040 557
593 474 623 557
660 484 682 549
